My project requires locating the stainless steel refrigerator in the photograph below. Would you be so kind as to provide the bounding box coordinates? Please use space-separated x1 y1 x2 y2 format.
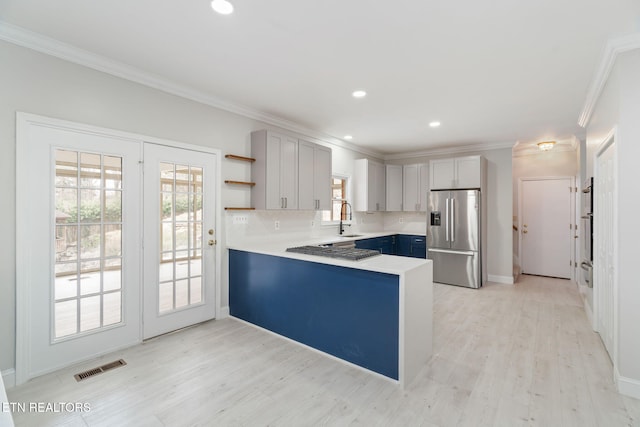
427 189 482 288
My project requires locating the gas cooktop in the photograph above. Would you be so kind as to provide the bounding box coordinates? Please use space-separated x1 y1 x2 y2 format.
285 245 381 261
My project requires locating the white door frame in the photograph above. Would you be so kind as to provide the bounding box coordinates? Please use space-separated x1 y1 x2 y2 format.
517 176 576 281
593 128 618 371
16 113 223 385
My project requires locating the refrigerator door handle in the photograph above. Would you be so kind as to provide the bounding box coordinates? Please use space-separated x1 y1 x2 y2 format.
445 198 449 241
450 198 455 242
429 248 475 256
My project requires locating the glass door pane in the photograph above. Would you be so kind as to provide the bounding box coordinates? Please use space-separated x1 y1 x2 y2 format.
54 149 123 339
158 163 204 313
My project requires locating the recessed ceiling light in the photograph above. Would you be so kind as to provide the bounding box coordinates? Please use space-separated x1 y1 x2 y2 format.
344 135 353 140
211 0 234 15
352 90 367 98
429 121 441 128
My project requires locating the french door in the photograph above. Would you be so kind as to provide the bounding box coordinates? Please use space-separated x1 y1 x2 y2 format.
16 114 218 384
142 143 217 338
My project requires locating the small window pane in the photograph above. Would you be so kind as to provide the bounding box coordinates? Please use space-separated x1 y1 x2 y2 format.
80 296 101 332
104 156 122 189
190 277 202 304
159 282 173 313
80 225 101 259
104 191 122 222
103 292 122 326
175 165 189 193
80 153 102 188
159 261 174 282
80 189 102 223
55 188 77 221
80 261 101 296
55 300 77 338
175 259 189 280
54 266 77 301
55 150 78 187
104 259 121 291
175 223 189 250
104 224 122 258
175 279 189 309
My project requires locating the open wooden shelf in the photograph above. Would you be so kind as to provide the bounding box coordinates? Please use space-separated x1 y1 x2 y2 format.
225 154 255 163
224 207 256 211
225 180 256 187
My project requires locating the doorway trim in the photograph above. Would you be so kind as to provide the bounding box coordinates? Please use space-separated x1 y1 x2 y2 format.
16 112 223 385
593 127 618 378
517 175 576 281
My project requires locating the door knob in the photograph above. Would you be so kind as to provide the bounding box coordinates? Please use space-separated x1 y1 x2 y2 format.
208 229 214 235
523 230 528 234
208 239 216 246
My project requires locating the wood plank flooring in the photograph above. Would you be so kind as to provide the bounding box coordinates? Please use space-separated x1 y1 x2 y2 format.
7 275 640 426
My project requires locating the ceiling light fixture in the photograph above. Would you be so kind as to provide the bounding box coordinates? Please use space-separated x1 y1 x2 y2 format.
344 135 353 140
429 121 441 128
352 90 367 98
211 0 234 15
537 141 556 151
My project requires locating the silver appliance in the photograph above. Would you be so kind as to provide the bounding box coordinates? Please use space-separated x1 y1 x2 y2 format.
427 189 482 288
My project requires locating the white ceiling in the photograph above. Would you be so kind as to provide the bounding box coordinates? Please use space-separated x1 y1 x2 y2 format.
1 0 639 154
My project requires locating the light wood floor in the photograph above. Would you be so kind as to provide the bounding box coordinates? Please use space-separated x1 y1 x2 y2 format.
8 275 640 426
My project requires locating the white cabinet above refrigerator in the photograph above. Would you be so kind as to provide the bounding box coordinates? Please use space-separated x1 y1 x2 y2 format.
429 155 485 190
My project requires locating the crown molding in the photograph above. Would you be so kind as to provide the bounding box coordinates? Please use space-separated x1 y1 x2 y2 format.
383 140 515 160
578 32 640 128
0 21 384 158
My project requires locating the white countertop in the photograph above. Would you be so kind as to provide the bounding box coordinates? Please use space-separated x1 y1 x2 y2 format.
227 232 429 276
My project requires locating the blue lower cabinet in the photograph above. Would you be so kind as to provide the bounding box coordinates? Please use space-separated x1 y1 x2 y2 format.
355 236 395 255
229 250 400 380
396 235 412 257
410 236 427 258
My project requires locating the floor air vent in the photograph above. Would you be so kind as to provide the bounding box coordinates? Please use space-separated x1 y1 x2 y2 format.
74 359 127 382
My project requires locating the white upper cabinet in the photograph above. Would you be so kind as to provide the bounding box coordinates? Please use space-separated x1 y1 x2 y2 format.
385 164 403 211
429 155 484 190
403 163 428 211
298 139 332 211
251 130 298 210
354 159 386 212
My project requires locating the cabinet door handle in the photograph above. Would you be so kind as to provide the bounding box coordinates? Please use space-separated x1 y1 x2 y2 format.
285 197 288 208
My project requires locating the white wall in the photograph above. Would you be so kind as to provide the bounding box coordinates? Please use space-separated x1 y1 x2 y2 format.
586 48 640 393
0 40 382 374
387 148 514 282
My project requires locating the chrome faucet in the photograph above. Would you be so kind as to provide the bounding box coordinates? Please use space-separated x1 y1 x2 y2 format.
339 201 352 235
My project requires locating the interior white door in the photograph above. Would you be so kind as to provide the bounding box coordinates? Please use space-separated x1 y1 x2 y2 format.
143 143 217 339
17 116 142 383
521 178 572 278
595 140 615 360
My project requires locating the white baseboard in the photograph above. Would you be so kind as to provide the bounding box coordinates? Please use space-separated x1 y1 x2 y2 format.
488 274 514 285
218 306 230 319
615 366 640 399
1 369 15 389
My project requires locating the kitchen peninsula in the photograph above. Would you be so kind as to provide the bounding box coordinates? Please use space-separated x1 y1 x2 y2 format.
228 233 433 387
